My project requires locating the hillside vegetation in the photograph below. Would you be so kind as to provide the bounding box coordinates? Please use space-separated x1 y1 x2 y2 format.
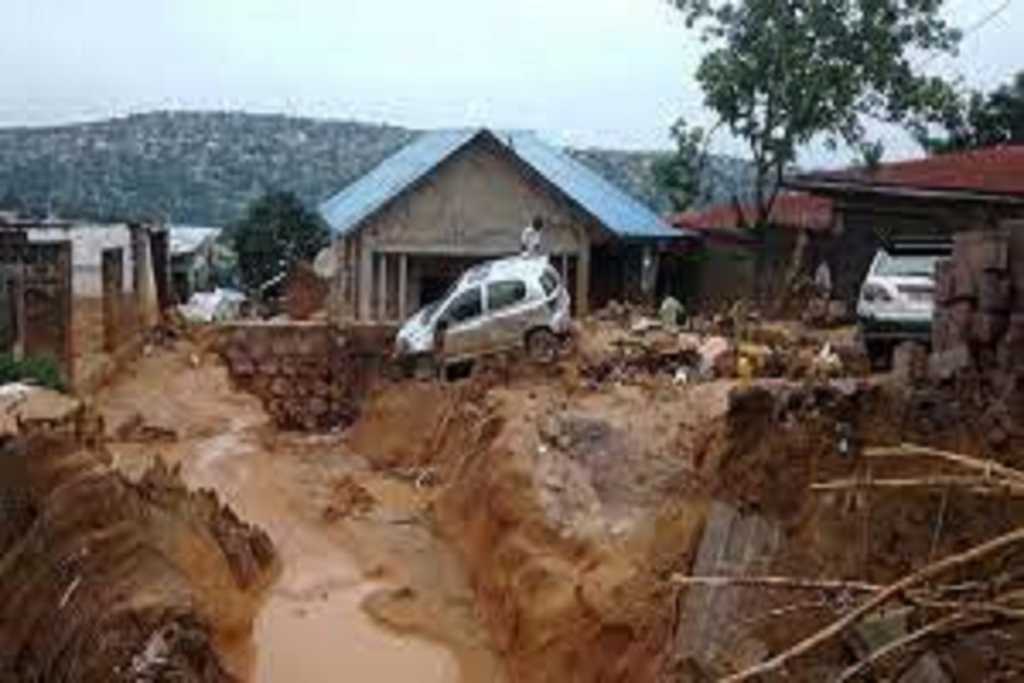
0 111 749 226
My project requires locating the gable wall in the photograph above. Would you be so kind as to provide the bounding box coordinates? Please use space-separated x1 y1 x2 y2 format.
360 138 598 254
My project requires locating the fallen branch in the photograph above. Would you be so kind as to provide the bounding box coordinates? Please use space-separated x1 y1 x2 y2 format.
720 525 1024 683
810 476 1024 497
671 575 882 594
865 443 1024 485
835 611 971 683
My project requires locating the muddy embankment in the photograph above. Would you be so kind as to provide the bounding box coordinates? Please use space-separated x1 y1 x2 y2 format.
349 363 1024 681
0 392 277 682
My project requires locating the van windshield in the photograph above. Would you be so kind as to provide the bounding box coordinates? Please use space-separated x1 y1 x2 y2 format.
420 278 462 323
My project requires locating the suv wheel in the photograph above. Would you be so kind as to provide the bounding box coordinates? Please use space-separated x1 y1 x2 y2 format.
526 328 560 364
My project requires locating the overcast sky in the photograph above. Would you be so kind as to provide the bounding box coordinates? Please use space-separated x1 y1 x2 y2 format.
1 0 1021 164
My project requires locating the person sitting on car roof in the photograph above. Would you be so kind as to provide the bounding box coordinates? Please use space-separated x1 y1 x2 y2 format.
521 215 545 257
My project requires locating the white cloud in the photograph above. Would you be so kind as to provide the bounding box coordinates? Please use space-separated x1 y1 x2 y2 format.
0 0 1019 158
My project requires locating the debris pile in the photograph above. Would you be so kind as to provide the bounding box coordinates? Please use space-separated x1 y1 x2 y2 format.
577 303 868 386
284 261 328 321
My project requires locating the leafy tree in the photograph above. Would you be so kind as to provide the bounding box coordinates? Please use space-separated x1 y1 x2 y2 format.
923 71 1024 153
668 0 963 234
652 118 710 212
232 191 329 294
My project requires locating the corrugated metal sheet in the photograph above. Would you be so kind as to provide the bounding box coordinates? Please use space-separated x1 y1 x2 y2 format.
170 226 221 256
319 128 687 241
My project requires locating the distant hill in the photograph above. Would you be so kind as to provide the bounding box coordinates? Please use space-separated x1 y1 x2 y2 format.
0 111 750 226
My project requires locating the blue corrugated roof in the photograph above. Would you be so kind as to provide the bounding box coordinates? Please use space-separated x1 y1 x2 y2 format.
319 128 688 241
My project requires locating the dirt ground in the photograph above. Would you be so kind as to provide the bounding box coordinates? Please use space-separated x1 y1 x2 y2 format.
13 308 1017 683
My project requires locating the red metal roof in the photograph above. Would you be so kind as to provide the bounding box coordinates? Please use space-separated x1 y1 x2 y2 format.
670 192 834 235
671 145 1024 236
822 145 1024 196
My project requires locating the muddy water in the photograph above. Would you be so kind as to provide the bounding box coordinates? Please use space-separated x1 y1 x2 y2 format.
186 427 460 683
99 353 461 683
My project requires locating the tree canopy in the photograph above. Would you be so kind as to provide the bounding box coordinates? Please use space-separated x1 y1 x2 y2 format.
924 71 1024 153
232 191 330 294
664 0 963 231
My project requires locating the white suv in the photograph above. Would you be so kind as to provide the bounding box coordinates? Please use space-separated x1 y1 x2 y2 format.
395 255 572 373
857 247 949 363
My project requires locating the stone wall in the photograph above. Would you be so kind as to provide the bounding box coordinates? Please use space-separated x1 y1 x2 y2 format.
219 322 394 431
930 220 1024 445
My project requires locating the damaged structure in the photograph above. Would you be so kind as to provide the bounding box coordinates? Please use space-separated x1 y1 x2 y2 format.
0 215 171 390
318 128 691 323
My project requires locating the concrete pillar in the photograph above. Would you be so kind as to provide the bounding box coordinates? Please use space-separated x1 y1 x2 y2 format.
358 240 372 322
577 241 590 317
377 252 388 322
398 253 408 321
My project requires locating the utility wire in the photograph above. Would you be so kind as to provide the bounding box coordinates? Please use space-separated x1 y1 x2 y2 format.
916 0 1014 70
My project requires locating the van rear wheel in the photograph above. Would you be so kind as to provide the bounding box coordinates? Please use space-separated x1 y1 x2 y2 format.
526 328 559 365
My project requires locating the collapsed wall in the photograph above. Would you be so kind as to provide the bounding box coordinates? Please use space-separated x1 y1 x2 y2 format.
218 322 392 431
0 396 276 682
930 220 1024 447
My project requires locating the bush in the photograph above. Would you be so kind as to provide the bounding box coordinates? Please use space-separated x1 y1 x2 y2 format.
0 354 65 391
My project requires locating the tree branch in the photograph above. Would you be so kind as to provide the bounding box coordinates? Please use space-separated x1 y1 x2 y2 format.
720 525 1024 682
864 443 1024 485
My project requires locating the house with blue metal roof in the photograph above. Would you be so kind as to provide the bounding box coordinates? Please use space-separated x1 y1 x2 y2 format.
319 127 691 322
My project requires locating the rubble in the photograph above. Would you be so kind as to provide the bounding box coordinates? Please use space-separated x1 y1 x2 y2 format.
284 261 329 321
322 475 377 522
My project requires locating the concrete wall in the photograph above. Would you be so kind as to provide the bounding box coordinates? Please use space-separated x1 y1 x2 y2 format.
331 137 598 323
28 224 136 297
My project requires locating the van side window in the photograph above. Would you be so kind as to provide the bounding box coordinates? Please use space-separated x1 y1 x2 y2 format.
487 280 527 311
442 286 483 324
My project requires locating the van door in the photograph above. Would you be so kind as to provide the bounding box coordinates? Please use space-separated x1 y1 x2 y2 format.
436 285 485 361
484 279 530 352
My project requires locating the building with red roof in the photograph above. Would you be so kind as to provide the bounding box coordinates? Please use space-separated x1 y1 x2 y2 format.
663 145 1024 308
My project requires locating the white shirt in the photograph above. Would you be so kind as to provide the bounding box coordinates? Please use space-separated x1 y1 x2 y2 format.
521 225 542 256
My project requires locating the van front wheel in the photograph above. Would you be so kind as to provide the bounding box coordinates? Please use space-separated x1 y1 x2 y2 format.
526 328 559 365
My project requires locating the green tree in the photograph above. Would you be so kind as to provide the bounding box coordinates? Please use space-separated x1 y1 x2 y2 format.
669 0 963 234
652 118 709 212
924 71 1024 153
232 191 329 294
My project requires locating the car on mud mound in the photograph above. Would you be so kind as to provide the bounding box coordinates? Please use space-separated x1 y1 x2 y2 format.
857 243 950 366
395 254 572 376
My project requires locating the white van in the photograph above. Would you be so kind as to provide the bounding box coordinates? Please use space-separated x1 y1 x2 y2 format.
395 255 572 373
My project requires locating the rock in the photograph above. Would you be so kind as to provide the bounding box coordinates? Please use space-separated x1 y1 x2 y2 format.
698 336 736 379
928 344 973 382
891 342 928 385
899 653 952 683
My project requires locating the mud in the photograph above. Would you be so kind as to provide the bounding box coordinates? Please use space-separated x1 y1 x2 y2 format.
347 346 1024 681
11 308 1021 682
0 403 276 682
96 344 500 682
